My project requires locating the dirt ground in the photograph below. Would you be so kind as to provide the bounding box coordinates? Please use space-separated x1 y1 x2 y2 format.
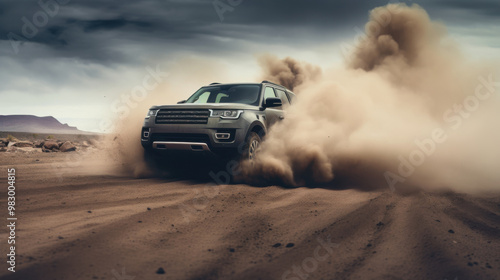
0 152 499 280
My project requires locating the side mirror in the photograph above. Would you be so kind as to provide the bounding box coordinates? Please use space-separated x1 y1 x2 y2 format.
177 100 187 104
263 97 282 108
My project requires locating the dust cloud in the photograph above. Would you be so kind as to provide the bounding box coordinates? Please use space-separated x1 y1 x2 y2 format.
241 4 500 193
257 54 322 91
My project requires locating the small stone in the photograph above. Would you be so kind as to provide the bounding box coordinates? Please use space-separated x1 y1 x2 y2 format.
156 267 165 274
229 248 235 252
286 243 294 248
272 243 282 248
448 229 455 234
147 207 151 210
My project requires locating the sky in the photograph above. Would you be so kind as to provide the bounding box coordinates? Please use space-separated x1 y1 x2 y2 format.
1 0 499 132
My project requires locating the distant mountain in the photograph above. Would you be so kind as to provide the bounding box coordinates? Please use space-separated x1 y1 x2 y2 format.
0 115 88 134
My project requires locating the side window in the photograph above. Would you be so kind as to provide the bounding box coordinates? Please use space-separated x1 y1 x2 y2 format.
264 87 276 100
193 91 210 103
276 89 290 106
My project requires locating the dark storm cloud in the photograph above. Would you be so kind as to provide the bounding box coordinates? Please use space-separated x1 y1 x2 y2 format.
1 0 499 64
0 0 498 69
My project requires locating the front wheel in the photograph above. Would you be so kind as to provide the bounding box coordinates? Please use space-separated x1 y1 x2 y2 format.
242 132 261 161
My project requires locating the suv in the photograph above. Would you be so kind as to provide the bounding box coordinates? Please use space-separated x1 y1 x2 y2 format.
141 81 295 160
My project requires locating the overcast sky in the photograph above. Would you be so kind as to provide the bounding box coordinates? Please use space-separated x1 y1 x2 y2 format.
1 0 499 132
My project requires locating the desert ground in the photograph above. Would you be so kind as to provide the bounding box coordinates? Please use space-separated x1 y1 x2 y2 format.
0 138 499 280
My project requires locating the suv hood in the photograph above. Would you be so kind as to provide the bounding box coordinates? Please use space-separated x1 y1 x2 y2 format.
150 103 260 110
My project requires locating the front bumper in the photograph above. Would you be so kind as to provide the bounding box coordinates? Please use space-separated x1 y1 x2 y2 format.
152 141 211 152
141 115 250 154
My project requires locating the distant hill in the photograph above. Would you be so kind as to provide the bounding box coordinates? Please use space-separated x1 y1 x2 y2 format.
0 115 89 134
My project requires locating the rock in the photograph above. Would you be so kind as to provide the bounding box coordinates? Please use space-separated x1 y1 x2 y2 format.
59 141 77 152
0 147 6 152
448 229 455 234
82 141 90 147
7 142 16 148
43 140 59 150
156 268 165 274
286 243 295 248
14 141 34 148
272 243 282 248
34 141 44 148
0 143 5 148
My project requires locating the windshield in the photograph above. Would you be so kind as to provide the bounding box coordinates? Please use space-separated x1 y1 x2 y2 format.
186 84 261 106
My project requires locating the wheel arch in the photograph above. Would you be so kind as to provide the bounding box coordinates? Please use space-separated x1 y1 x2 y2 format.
246 121 266 140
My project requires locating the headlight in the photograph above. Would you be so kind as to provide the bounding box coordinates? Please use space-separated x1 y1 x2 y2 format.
210 110 243 119
146 109 158 118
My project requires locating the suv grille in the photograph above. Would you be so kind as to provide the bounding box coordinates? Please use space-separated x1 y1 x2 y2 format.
155 109 210 124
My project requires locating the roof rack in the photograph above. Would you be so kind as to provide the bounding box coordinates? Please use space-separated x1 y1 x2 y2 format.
261 80 287 89
209 82 221 85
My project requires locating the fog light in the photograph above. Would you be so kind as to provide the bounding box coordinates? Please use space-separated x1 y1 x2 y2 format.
215 133 230 140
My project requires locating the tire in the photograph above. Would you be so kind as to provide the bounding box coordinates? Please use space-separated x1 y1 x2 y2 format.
242 132 261 161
